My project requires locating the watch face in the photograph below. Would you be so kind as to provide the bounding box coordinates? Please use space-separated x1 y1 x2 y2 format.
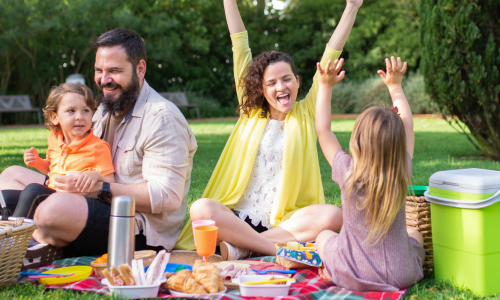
99 191 112 201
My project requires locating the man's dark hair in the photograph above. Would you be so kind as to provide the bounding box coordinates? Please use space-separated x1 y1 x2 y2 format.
94 28 147 67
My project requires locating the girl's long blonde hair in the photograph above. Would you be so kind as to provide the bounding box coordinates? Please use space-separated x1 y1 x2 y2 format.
345 106 409 245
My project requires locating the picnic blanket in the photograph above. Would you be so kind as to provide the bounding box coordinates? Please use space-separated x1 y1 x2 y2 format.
18 256 408 300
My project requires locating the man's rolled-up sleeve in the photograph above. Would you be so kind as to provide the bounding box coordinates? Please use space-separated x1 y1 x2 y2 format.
142 111 192 213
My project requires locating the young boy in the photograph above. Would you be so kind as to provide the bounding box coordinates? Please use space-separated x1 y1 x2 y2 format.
14 83 115 218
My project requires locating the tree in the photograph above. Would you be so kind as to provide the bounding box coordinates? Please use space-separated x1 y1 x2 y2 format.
419 0 500 160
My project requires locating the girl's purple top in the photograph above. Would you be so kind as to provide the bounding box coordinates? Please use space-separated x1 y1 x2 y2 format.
323 150 425 292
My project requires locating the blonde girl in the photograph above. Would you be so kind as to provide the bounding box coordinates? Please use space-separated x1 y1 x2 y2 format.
314 57 425 291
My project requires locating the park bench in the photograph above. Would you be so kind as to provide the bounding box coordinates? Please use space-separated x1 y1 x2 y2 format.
158 92 201 119
0 95 42 125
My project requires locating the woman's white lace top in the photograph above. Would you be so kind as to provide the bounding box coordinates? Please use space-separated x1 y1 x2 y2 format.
234 119 285 229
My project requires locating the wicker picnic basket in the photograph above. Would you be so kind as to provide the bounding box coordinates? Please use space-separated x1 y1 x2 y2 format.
406 195 433 272
0 217 36 285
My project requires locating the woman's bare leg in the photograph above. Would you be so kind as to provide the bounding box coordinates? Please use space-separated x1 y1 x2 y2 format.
261 204 343 243
190 198 276 255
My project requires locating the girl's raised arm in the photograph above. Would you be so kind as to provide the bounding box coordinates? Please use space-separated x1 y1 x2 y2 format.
327 0 363 51
224 0 246 35
377 57 414 157
316 59 345 166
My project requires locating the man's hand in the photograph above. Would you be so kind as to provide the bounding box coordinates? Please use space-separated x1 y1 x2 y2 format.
24 147 40 167
74 171 105 193
317 59 345 88
377 56 407 91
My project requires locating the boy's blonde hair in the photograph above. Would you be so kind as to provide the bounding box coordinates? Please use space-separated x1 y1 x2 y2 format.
43 83 96 132
346 106 410 245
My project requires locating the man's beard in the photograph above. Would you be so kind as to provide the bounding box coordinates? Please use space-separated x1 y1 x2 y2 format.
98 72 140 115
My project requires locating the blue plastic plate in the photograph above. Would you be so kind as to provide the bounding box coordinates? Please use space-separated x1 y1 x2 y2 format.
144 263 192 273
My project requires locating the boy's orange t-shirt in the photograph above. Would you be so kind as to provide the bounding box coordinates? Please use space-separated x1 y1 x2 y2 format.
45 129 115 189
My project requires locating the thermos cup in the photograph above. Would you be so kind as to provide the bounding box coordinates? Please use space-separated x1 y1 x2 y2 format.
107 196 135 270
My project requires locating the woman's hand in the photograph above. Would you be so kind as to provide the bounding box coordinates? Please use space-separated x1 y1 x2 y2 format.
346 0 363 9
377 56 407 90
317 59 345 88
24 147 39 167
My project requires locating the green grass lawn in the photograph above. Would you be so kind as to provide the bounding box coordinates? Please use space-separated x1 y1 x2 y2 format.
0 117 499 299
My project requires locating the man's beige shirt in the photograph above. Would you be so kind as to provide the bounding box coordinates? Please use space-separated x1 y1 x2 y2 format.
92 80 197 251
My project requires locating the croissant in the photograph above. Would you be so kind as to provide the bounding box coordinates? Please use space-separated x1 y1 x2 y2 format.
193 260 225 293
164 269 207 294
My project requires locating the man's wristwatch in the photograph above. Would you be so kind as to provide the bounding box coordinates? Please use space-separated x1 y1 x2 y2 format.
97 182 112 203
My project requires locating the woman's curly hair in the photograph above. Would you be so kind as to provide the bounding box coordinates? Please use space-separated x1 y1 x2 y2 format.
43 83 96 132
238 51 299 118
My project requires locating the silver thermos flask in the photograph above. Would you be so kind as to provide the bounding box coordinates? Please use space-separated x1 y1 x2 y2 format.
107 196 135 270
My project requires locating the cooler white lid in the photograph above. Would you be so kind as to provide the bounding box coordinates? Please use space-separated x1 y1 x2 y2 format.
429 168 500 190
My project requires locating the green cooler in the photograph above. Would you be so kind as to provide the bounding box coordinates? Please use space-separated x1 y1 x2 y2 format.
425 168 500 297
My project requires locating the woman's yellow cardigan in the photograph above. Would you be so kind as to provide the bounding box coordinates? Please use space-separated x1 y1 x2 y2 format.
174 31 341 250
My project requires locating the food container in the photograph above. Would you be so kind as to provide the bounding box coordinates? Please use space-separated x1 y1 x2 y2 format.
92 250 157 278
425 168 500 297
169 287 227 297
275 242 322 269
101 278 166 299
232 275 292 297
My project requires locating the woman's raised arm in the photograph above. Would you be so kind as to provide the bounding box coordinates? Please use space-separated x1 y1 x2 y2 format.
327 0 362 51
224 0 246 35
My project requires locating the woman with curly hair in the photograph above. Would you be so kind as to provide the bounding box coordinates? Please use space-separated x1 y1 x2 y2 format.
175 0 363 259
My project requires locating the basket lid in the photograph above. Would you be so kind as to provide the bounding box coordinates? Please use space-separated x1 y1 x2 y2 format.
429 168 500 190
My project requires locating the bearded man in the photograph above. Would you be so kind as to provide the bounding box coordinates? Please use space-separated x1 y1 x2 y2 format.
0 28 197 265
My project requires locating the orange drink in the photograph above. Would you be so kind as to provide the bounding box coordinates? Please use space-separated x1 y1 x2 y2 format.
194 225 218 262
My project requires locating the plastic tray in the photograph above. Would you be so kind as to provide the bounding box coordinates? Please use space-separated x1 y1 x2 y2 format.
102 277 166 299
232 275 292 297
38 266 92 285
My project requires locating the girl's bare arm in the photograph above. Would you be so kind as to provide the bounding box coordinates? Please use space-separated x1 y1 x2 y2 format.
377 56 414 157
316 59 346 166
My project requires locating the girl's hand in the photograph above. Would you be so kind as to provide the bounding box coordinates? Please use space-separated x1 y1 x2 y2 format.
317 59 346 88
74 171 103 193
318 267 332 281
377 56 407 90
24 147 39 167
346 0 363 9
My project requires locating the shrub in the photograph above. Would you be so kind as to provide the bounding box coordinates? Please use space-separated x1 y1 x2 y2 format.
331 73 438 114
419 0 500 160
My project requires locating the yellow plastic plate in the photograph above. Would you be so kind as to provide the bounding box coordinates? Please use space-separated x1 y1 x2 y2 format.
38 266 93 285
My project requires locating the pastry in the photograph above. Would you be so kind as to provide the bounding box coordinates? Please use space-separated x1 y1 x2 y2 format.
193 260 225 293
165 269 207 294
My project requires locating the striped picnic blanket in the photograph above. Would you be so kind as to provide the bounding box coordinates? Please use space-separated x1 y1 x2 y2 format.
18 256 408 299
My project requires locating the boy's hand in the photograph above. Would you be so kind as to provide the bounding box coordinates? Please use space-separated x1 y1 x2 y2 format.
317 59 345 88
74 171 103 193
377 56 407 90
24 147 40 167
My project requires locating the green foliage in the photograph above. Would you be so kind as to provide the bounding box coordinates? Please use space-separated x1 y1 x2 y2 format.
0 0 424 124
332 72 438 114
419 0 500 160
